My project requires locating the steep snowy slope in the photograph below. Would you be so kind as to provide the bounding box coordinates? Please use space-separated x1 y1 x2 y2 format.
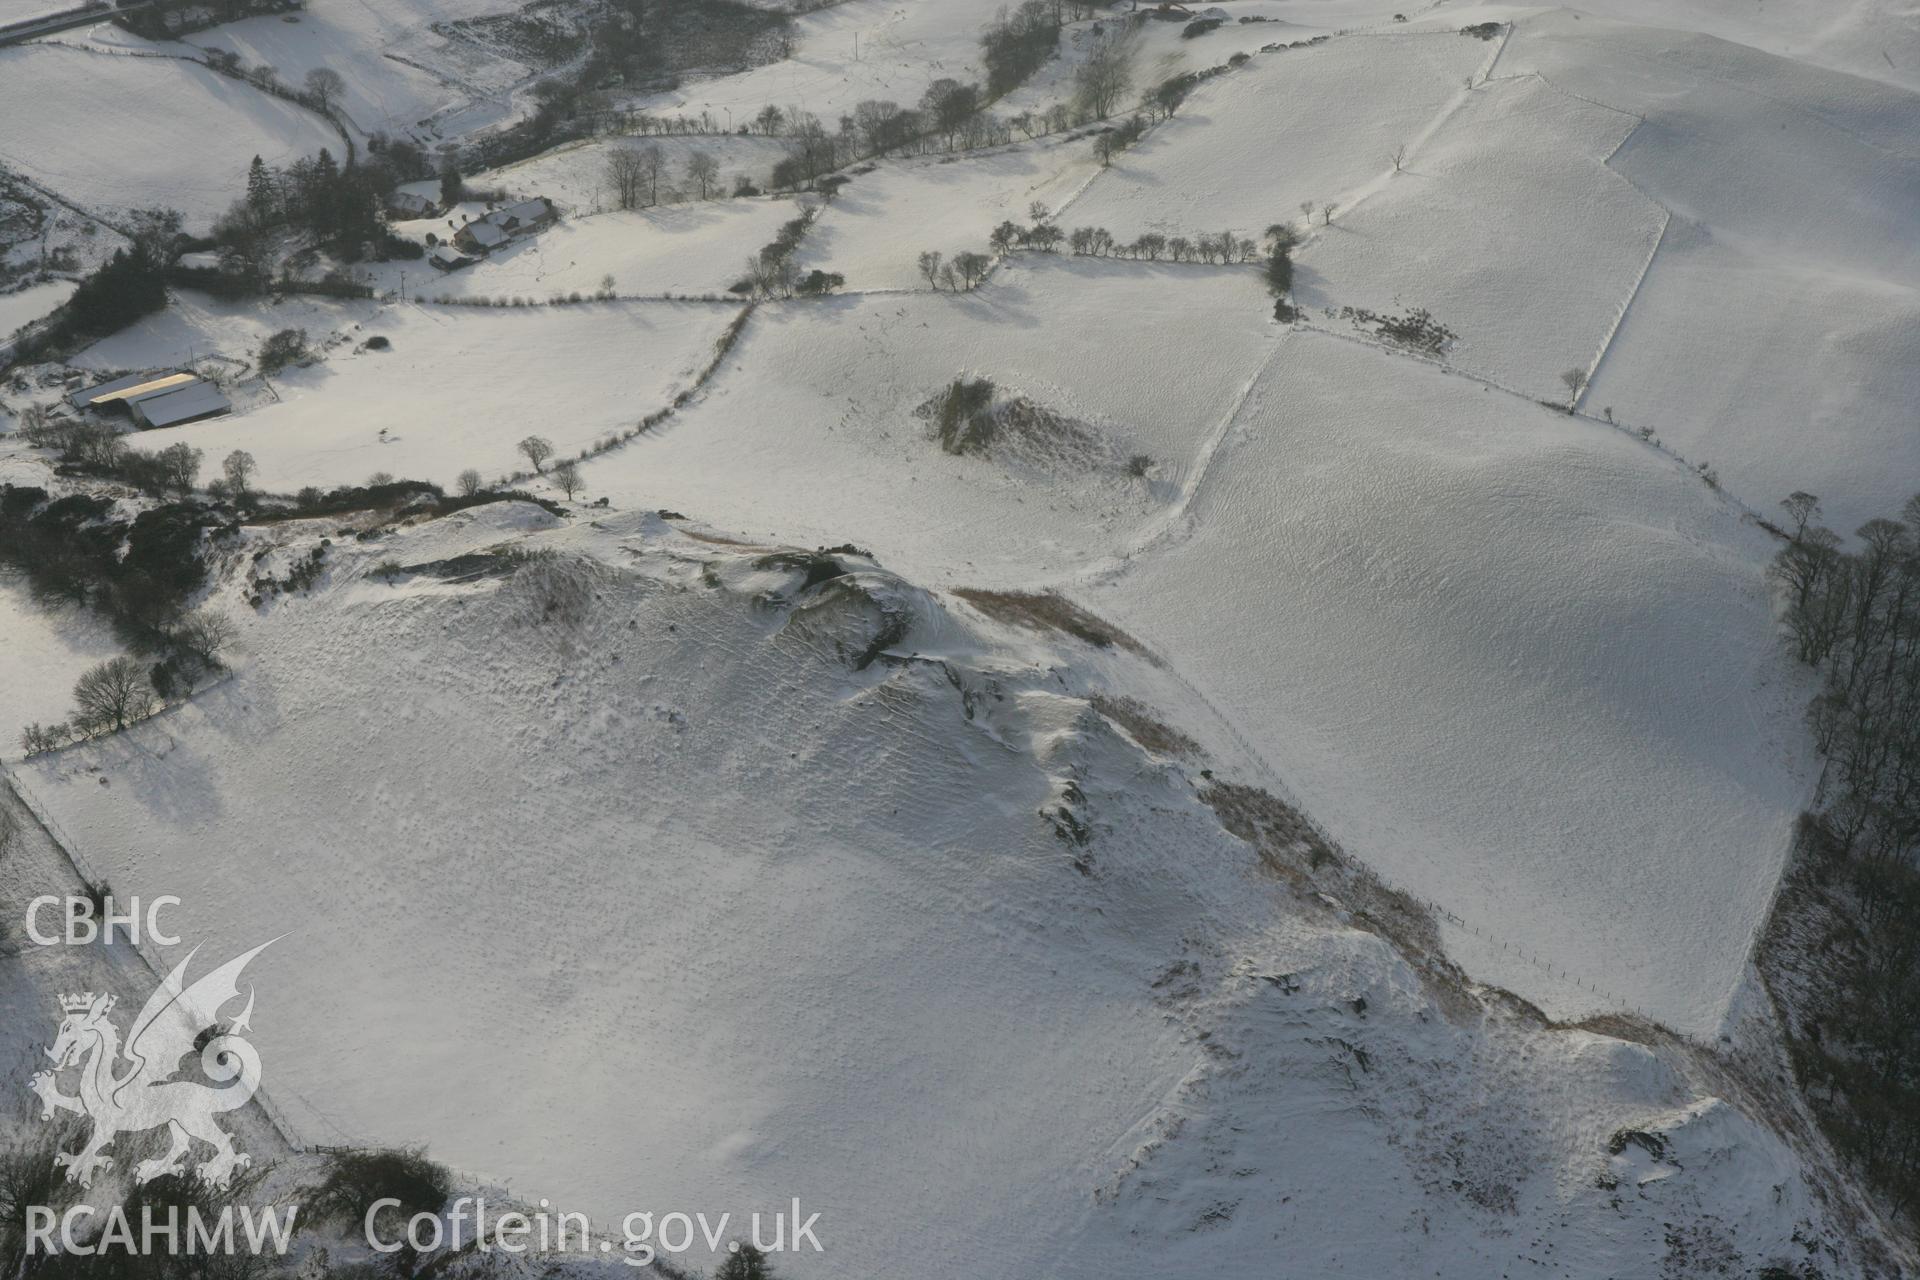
1502 10 1920 288
10 504 1887 1279
1078 327 1817 1036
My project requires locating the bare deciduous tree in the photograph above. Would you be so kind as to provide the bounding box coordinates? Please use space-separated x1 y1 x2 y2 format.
73 657 152 735
918 250 944 290
518 436 555 473
457 468 485 497
639 144 666 205
949 252 992 291
156 442 202 496
606 149 647 210
304 68 345 112
1560 367 1589 409
1074 25 1140 119
1782 491 1822 542
685 150 720 200
171 611 235 668
551 458 584 501
222 450 256 504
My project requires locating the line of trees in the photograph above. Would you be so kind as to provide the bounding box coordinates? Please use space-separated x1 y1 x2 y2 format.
733 211 842 298
756 15 1146 192
1772 493 1920 871
605 145 725 209
1765 491 1920 1226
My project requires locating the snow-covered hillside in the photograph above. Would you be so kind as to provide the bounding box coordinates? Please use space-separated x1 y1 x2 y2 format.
0 43 340 228
4 0 1919 1273
9 507 1891 1278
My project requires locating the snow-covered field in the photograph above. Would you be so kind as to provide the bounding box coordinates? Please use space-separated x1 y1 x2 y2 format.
582 255 1276 581
118 299 742 492
1064 31 1492 239
628 0 1010 125
1586 221 1920 537
800 138 1098 291
71 288 381 374
181 0 530 138
0 584 123 751
1556 0 1920 94
0 0 66 23
5 2 1919 1274
1295 72 1667 402
0 278 75 336
401 202 801 301
0 44 340 228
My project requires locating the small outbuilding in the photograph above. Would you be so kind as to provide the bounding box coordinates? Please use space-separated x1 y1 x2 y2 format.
429 244 477 271
386 191 438 219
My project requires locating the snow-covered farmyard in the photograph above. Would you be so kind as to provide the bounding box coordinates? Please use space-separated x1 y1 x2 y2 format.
3 0 1918 1275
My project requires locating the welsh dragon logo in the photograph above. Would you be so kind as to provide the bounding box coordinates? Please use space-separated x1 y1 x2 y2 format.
31 940 275 1188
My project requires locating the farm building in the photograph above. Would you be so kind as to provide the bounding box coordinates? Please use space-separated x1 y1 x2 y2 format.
387 191 437 219
429 244 477 271
69 370 197 410
452 197 558 255
453 219 509 253
68 370 230 428
131 379 231 429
